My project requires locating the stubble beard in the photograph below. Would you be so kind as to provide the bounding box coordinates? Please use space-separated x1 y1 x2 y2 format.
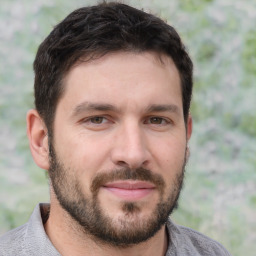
48 142 186 248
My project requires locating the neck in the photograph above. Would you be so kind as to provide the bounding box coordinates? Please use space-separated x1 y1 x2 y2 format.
44 198 168 256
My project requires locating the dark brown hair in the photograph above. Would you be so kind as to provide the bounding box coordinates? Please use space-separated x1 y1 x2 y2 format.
34 2 193 134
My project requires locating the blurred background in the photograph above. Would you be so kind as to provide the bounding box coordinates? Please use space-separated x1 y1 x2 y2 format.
0 0 255 255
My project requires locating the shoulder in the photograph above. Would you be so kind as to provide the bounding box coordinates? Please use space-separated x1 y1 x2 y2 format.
0 224 28 256
0 204 60 256
166 219 232 256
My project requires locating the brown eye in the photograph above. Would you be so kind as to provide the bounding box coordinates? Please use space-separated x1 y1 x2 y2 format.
81 115 114 131
90 116 104 124
149 117 164 124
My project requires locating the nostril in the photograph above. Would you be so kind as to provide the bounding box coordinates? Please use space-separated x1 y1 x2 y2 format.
115 158 149 170
117 160 129 168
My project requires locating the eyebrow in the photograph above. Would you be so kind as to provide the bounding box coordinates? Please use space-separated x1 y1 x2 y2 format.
72 102 117 117
146 104 180 114
72 101 180 117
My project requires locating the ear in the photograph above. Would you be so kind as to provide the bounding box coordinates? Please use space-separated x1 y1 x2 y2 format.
186 113 193 141
26 109 50 170
185 114 192 163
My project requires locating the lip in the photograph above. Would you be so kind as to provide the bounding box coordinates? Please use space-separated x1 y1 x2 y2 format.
102 181 155 200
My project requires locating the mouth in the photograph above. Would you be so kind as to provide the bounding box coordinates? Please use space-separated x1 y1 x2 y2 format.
102 180 156 200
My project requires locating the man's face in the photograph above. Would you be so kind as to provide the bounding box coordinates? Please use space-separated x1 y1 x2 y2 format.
48 52 191 247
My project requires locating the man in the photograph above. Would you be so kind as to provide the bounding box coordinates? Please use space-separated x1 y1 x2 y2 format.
0 2 231 256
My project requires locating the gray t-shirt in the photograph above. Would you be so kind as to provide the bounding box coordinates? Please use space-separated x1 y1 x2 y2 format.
0 204 232 256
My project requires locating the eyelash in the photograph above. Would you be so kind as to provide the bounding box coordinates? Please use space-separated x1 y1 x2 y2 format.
144 116 171 125
88 116 106 124
82 115 171 126
83 116 110 125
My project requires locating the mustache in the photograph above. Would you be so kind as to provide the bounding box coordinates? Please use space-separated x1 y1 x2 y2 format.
90 167 165 195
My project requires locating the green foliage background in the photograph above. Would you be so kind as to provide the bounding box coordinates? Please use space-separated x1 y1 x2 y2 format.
0 0 255 255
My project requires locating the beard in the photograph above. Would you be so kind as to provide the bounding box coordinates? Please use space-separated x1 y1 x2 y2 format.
48 142 186 248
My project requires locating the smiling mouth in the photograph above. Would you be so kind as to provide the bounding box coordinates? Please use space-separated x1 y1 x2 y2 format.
102 180 156 200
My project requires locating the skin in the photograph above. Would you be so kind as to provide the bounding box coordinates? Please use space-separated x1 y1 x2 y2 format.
27 51 192 256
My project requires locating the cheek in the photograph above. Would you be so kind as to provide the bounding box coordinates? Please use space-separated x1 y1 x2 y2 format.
55 131 101 164
54 133 111 188
154 138 186 166
152 138 186 189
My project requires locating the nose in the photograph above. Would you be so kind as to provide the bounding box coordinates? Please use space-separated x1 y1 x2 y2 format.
110 122 150 169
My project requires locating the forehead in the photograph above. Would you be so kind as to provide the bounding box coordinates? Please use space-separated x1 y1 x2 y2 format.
58 51 182 114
